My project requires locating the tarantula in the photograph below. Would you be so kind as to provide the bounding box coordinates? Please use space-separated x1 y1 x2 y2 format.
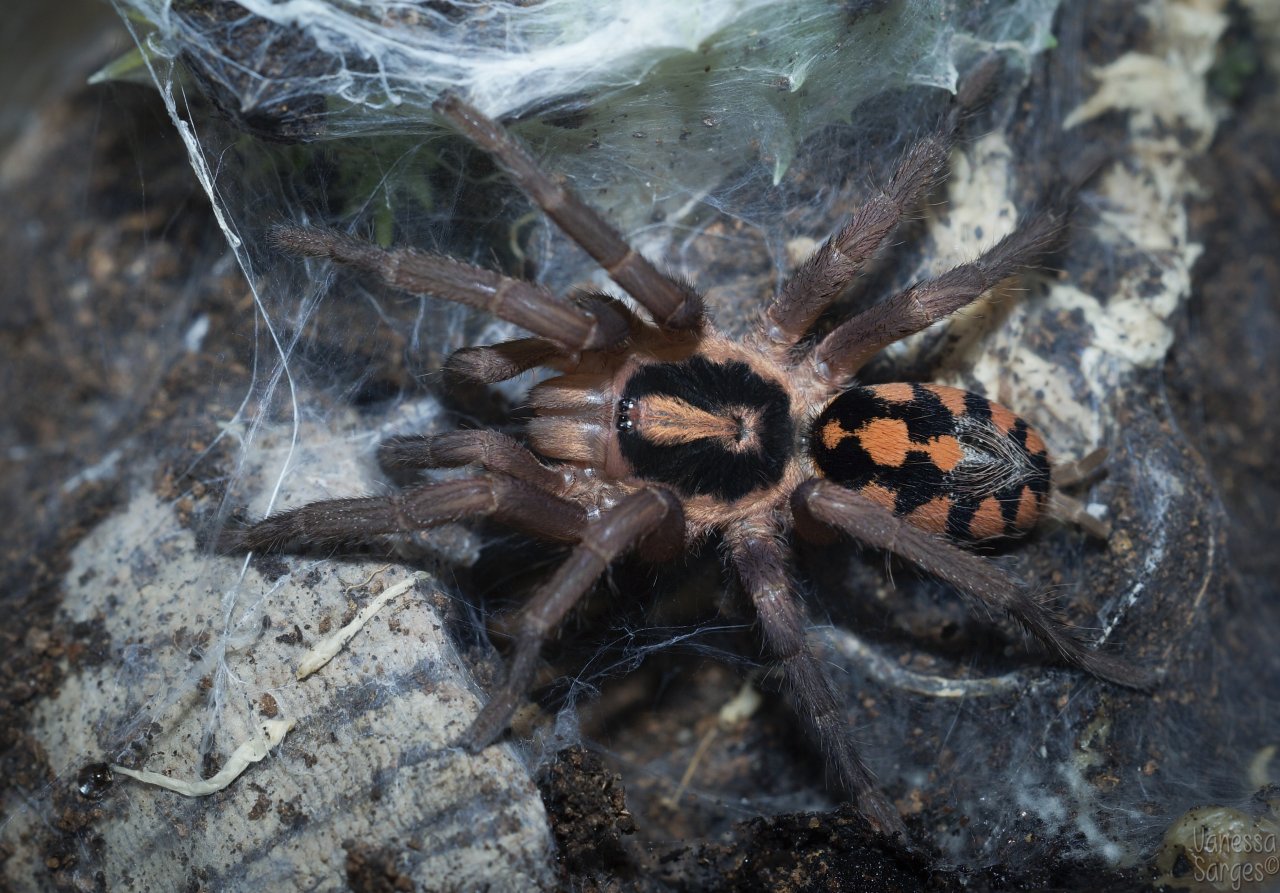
226 63 1154 838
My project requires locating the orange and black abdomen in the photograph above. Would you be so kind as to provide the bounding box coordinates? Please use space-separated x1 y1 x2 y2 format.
810 383 1051 542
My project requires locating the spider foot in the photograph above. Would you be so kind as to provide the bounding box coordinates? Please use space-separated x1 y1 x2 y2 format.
823 715 911 843
456 689 524 754
456 720 496 755
855 787 910 844
456 639 544 753
1064 643 1161 692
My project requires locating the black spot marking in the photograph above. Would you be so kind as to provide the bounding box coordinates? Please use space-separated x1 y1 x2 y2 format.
890 455 948 515
998 484 1026 535
813 387 954 518
619 357 792 501
963 390 993 424
904 384 958 440
1028 450 1052 497
815 385 1052 543
810 388 885 489
946 497 980 540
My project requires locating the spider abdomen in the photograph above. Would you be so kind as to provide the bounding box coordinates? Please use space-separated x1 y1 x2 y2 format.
810 383 1051 542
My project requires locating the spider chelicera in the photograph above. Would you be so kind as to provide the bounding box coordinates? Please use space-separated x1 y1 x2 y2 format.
224 60 1155 839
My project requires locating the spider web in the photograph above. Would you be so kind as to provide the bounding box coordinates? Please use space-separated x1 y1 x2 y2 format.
5 1 1267 890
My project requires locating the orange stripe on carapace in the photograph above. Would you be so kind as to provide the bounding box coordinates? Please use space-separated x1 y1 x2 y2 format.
906 495 952 535
633 395 738 445
922 384 968 417
871 382 915 403
970 496 1007 540
855 418 910 467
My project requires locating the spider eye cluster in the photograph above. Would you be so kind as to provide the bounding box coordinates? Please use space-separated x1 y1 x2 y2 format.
616 398 636 432
811 383 1051 541
616 357 793 501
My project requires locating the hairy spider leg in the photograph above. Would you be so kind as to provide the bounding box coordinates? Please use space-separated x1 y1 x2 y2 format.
1052 447 1108 488
762 135 952 353
378 431 571 496
761 53 1006 355
793 479 1158 690
728 528 908 840
459 487 685 751
445 336 570 385
810 210 1065 387
222 475 585 553
443 294 626 386
270 226 628 354
433 94 704 331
